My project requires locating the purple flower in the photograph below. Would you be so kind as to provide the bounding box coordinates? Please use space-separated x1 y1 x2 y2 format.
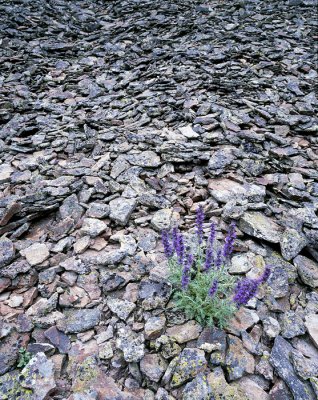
257 265 271 285
233 278 259 306
223 222 236 259
162 230 173 259
215 249 223 269
208 279 218 298
196 205 205 245
181 254 193 290
172 227 185 264
205 246 214 271
208 222 216 247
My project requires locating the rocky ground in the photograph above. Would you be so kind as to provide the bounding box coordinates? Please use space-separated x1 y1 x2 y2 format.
0 0 318 399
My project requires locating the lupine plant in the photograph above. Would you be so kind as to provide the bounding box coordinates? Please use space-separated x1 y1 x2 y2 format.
162 206 271 328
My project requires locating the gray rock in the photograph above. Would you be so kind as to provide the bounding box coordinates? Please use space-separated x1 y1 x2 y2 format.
267 265 289 298
139 281 172 310
270 336 315 400
151 208 179 231
305 314 318 347
208 178 265 203
116 326 145 362
57 308 101 333
107 298 136 320
109 197 136 225
281 228 307 260
225 335 255 381
171 348 207 388
59 194 84 222
81 218 107 237
280 311 306 339
145 315 166 340
262 316 281 338
294 255 318 288
182 374 212 400
86 202 110 218
0 259 30 279
140 353 168 382
128 151 161 167
208 148 235 173
21 243 50 266
239 212 283 243
0 238 15 268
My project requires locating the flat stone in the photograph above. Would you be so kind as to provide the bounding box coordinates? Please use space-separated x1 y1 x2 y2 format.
107 298 136 320
225 335 255 381
140 353 168 382
81 218 107 238
270 336 315 400
109 197 137 225
57 308 101 333
0 238 15 268
99 342 113 360
21 243 49 266
166 320 202 344
171 348 207 388
305 314 318 347
280 228 307 260
138 281 172 310
207 367 245 400
145 315 166 340
280 311 306 339
294 255 318 288
229 252 257 274
86 202 110 219
128 151 161 167
235 376 270 400
262 316 281 338
150 208 179 231
44 326 71 353
0 330 20 375
208 178 265 203
239 212 283 243
227 307 259 335
0 163 14 183
178 125 199 139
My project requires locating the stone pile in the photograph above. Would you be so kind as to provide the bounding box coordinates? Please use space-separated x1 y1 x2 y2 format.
0 0 317 399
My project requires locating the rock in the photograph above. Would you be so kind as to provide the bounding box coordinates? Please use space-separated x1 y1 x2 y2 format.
262 316 281 338
107 298 136 320
21 243 49 266
225 335 255 381
179 125 199 139
208 148 235 173
270 336 315 399
269 379 293 400
305 314 318 347
291 349 318 380
86 202 110 218
145 315 166 340
171 348 207 388
234 376 270 400
166 320 202 344
44 326 71 353
256 352 274 381
116 326 145 362
139 281 172 310
0 330 21 375
109 197 136 225
81 218 107 238
59 194 84 222
26 293 58 318
0 238 15 268
207 367 246 399
150 209 179 231
229 252 257 274
71 355 139 399
294 255 318 288
280 311 306 339
155 335 181 360
267 264 289 298
60 256 90 274
99 342 113 360
57 308 101 333
227 307 259 335
128 151 161 167
140 353 168 382
208 179 265 203
20 352 56 399
280 228 307 260
0 163 14 183
182 373 211 400
239 212 283 243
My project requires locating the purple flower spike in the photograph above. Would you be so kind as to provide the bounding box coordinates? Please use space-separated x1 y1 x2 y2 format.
205 246 214 271
209 222 216 247
233 278 259 306
208 279 218 298
223 222 236 259
172 227 185 264
181 254 193 290
196 205 205 245
258 265 271 285
162 230 173 259
215 249 223 269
